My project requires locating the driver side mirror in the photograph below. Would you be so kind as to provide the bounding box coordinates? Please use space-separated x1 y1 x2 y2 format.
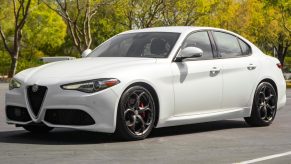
175 47 203 62
81 49 92 58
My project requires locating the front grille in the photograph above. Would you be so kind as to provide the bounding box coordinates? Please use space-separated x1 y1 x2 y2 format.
27 85 47 116
6 106 32 122
44 109 95 126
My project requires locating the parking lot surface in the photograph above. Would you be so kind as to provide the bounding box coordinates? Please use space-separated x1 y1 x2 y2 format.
0 83 291 164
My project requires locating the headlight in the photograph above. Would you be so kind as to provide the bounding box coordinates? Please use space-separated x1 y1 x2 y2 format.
9 78 21 90
61 78 120 93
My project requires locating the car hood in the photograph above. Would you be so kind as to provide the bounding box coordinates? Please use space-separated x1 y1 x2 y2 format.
16 57 156 84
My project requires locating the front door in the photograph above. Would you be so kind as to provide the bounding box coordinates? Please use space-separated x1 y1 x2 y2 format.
171 31 223 116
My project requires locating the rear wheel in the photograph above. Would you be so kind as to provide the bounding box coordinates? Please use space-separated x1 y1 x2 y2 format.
22 124 54 134
116 85 156 140
244 82 277 126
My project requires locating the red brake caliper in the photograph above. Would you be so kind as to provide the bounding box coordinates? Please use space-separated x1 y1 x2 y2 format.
140 102 146 118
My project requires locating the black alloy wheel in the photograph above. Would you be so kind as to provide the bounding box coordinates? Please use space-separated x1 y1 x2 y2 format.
245 82 277 126
116 85 156 140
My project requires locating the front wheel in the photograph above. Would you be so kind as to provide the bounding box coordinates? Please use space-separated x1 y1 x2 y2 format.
22 124 54 134
244 82 277 126
116 85 156 140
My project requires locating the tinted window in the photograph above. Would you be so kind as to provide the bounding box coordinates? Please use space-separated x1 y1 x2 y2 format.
89 32 180 58
238 39 251 55
213 32 242 58
182 31 213 60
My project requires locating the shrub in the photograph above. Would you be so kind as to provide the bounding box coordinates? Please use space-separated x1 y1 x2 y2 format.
0 52 10 76
0 51 42 76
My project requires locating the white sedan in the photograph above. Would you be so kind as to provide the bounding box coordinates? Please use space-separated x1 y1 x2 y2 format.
5 27 286 140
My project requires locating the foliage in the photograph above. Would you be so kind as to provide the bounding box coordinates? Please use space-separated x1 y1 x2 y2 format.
0 51 10 76
0 0 290 75
90 3 127 47
285 57 291 65
41 0 113 52
161 0 219 26
0 0 32 77
23 2 67 57
16 57 42 73
258 0 290 65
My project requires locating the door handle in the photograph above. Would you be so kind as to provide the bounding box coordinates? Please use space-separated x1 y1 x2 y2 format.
247 64 256 70
210 67 220 77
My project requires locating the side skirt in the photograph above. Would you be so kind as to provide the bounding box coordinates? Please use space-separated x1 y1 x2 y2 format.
156 107 251 128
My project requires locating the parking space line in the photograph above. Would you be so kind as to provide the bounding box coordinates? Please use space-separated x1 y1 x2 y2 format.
235 151 291 164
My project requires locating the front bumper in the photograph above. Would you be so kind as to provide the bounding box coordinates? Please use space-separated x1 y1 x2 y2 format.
5 84 119 133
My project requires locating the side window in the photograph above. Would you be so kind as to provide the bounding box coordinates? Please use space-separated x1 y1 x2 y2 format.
213 32 242 58
238 39 251 55
183 31 213 60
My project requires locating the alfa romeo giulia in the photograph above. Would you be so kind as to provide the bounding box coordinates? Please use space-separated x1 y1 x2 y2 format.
5 26 286 140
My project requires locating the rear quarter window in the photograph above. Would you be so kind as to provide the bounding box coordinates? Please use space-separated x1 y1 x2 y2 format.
238 39 252 55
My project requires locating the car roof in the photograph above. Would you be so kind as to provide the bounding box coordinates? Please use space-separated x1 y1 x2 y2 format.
120 26 231 35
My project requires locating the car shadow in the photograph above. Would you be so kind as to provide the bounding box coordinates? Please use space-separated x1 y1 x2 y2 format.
150 119 249 138
0 119 249 145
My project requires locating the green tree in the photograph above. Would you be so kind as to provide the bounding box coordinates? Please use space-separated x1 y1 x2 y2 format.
42 0 112 53
23 2 67 58
162 0 219 26
113 0 164 29
197 0 240 29
262 0 291 65
90 5 127 47
197 0 290 66
0 0 31 78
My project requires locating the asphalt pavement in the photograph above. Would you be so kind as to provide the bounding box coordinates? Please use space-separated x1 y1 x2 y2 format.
0 83 291 164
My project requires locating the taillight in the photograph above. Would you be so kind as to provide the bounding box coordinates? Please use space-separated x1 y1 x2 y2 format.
276 63 283 69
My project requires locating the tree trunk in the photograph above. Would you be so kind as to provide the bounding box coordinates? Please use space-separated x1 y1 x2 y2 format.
276 43 289 67
0 0 31 78
8 56 18 78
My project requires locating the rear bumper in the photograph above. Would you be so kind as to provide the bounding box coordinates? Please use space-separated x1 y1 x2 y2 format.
277 77 287 110
277 94 286 110
5 84 119 133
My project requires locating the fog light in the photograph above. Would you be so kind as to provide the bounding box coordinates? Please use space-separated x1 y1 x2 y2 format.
14 108 22 117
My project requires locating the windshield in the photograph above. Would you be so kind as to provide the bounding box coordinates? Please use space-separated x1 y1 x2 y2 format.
88 32 180 58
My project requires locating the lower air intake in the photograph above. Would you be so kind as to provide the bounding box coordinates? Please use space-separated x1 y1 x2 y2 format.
44 109 95 126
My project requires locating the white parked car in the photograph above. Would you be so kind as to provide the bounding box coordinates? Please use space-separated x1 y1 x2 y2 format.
6 27 286 140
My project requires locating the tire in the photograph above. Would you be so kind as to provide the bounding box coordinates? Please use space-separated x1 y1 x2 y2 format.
22 125 54 134
244 82 277 126
115 85 156 140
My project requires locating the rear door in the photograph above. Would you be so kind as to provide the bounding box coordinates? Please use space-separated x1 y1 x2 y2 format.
212 31 259 110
